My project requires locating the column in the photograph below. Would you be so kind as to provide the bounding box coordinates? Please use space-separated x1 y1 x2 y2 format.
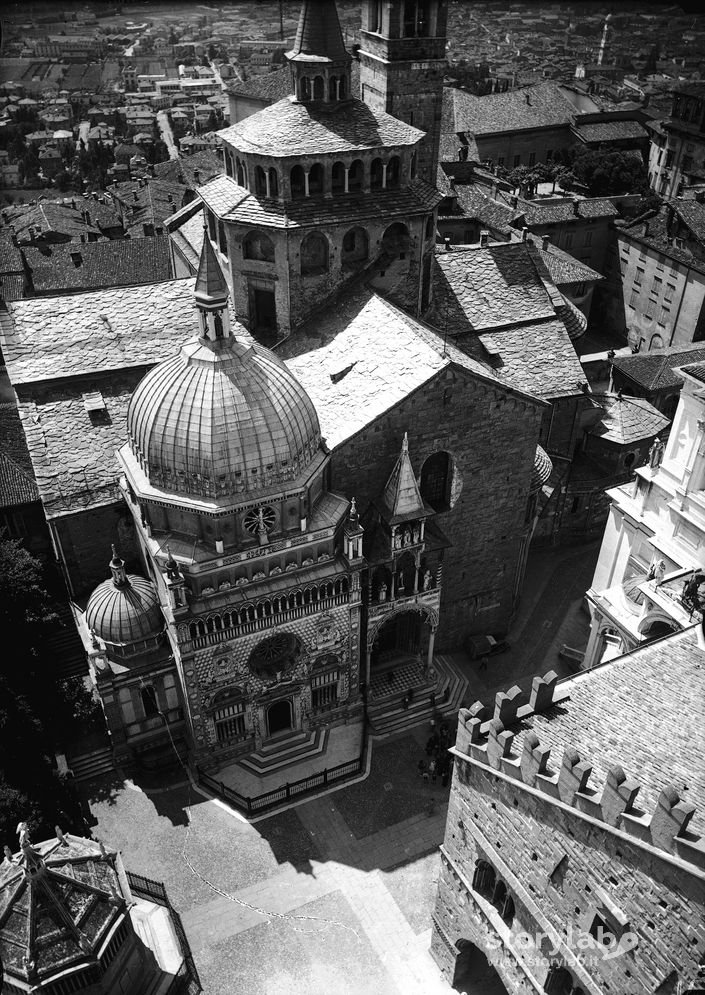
413 553 420 594
365 646 372 687
427 626 436 667
382 162 388 189
265 170 271 197
304 169 310 197
344 166 349 193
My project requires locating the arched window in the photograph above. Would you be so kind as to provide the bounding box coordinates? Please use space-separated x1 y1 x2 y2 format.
254 165 267 197
472 859 496 900
342 226 369 265
313 75 324 100
225 151 233 178
410 152 417 179
268 167 279 197
425 215 434 239
404 0 429 36
649 333 664 350
370 0 383 32
290 164 305 199
420 451 460 512
492 881 515 925
301 232 329 276
308 162 323 196
371 157 384 190
300 76 311 101
329 76 338 101
339 76 346 99
387 155 401 187
218 220 228 256
243 230 275 262
349 159 364 192
236 158 246 188
332 161 346 195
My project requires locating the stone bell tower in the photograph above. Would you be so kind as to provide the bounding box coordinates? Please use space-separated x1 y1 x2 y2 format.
359 0 448 186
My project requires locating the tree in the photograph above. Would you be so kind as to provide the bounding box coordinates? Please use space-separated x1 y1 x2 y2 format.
569 145 651 197
0 536 86 844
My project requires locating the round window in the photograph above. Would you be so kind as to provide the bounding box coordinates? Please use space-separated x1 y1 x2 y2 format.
244 505 276 536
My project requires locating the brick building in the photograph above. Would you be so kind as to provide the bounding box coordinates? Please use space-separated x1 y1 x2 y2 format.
431 628 705 994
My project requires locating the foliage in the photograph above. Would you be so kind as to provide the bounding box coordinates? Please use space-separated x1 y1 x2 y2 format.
0 536 86 844
567 145 651 198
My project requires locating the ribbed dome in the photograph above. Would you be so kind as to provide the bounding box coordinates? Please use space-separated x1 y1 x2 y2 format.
530 445 553 493
86 551 163 648
127 335 321 499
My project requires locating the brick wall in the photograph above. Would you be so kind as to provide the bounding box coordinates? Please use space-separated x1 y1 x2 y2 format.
330 365 544 649
432 759 704 994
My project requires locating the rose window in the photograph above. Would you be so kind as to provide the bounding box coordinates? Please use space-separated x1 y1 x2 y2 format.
244 505 276 536
248 632 300 678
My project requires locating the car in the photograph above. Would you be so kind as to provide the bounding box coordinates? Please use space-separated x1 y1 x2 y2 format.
465 634 510 659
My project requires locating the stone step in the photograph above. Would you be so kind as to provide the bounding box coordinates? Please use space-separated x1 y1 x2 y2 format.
238 727 329 776
257 730 310 756
368 656 469 738
65 747 115 782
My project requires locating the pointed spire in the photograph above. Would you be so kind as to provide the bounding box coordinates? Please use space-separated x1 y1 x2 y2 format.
381 433 428 524
195 228 229 307
109 545 128 588
288 0 349 63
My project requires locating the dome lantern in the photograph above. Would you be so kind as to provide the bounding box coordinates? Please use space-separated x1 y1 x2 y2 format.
85 551 163 656
287 0 352 105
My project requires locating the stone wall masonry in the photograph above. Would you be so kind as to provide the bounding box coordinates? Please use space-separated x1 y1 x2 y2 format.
54 502 141 598
330 366 544 650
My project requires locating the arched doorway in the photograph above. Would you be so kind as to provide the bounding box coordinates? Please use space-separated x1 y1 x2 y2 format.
452 939 508 993
267 699 292 737
373 610 422 666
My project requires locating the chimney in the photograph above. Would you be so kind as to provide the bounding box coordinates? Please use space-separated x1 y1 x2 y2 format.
542 234 550 250
133 190 139 201
193 168 200 183
666 205 674 233
644 221 650 237
491 182 498 199
92 191 98 200
525 91 531 104
522 226 529 242
480 230 489 247
572 197 580 216
71 197 76 209
167 193 173 204
510 195 518 208
444 236 452 251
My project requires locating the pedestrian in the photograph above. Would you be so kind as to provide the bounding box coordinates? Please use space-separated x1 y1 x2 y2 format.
422 770 429 785
429 691 436 708
429 758 437 783
441 765 450 788
402 694 409 710
425 736 435 757
407 686 415 703
479 655 489 672
417 759 426 777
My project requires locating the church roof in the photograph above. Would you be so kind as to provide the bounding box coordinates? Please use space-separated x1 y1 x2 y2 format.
194 231 229 303
280 287 544 451
287 0 349 64
86 567 163 647
588 392 670 446
0 831 125 989
218 97 423 158
380 434 429 524
127 335 322 502
197 174 442 229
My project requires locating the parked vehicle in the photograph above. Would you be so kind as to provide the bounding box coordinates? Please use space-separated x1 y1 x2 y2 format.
466 634 510 659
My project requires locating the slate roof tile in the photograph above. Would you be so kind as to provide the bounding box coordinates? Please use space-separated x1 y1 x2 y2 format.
508 626 705 837
450 81 579 137
0 450 40 508
589 392 670 445
572 119 648 143
2 279 209 384
612 345 705 391
23 236 172 295
219 97 423 157
518 197 619 225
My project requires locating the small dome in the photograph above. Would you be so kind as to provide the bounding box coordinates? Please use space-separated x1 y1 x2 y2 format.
127 336 321 500
86 549 163 649
530 445 553 493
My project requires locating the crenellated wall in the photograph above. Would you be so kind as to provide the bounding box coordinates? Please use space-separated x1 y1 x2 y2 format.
431 672 705 995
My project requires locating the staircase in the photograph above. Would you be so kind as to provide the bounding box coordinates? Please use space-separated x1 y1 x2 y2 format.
366 655 469 738
237 727 330 777
48 603 88 680
65 744 116 782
